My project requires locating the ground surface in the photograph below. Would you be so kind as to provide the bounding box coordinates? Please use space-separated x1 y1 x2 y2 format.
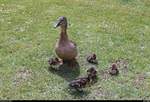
0 0 150 100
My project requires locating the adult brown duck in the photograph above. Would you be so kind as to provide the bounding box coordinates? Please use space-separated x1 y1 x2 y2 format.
54 16 78 67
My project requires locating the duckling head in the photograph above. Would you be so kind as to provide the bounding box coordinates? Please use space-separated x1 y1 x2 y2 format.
111 63 117 70
92 54 96 59
87 67 97 75
109 63 119 75
54 16 68 29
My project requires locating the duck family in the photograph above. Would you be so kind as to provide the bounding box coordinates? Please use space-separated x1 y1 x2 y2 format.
48 16 120 92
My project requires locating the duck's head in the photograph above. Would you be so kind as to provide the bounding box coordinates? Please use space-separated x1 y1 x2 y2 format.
54 16 68 29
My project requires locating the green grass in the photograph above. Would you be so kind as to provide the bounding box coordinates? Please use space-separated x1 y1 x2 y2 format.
0 0 150 100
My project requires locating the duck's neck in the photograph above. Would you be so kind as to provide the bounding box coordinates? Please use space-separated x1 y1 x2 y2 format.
59 27 68 42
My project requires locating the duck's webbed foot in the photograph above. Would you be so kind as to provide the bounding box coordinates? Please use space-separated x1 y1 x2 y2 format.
62 60 68 64
68 59 78 68
63 59 78 68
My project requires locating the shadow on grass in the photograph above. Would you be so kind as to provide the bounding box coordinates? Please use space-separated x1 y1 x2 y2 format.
48 61 91 97
48 61 80 82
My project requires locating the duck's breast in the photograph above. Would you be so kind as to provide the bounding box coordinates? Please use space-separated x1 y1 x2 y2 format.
55 41 77 60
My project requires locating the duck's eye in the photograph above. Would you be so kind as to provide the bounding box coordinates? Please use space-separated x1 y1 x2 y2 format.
61 19 64 22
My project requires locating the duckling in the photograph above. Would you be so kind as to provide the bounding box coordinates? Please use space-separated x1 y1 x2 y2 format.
48 57 62 70
54 16 78 68
87 67 97 83
87 53 98 64
69 67 98 92
108 63 119 76
48 57 59 65
69 76 91 92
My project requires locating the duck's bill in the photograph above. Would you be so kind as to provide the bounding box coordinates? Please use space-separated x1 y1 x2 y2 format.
54 21 60 28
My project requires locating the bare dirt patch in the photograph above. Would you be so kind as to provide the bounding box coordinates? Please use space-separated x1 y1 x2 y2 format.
13 68 32 86
132 73 146 89
98 58 129 80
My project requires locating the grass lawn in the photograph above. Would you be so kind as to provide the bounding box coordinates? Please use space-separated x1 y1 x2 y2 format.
0 0 150 100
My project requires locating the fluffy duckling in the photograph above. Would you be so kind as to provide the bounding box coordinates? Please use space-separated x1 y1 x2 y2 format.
48 57 62 70
69 76 91 92
87 67 97 83
48 57 59 65
69 67 98 92
109 63 119 76
87 53 98 64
